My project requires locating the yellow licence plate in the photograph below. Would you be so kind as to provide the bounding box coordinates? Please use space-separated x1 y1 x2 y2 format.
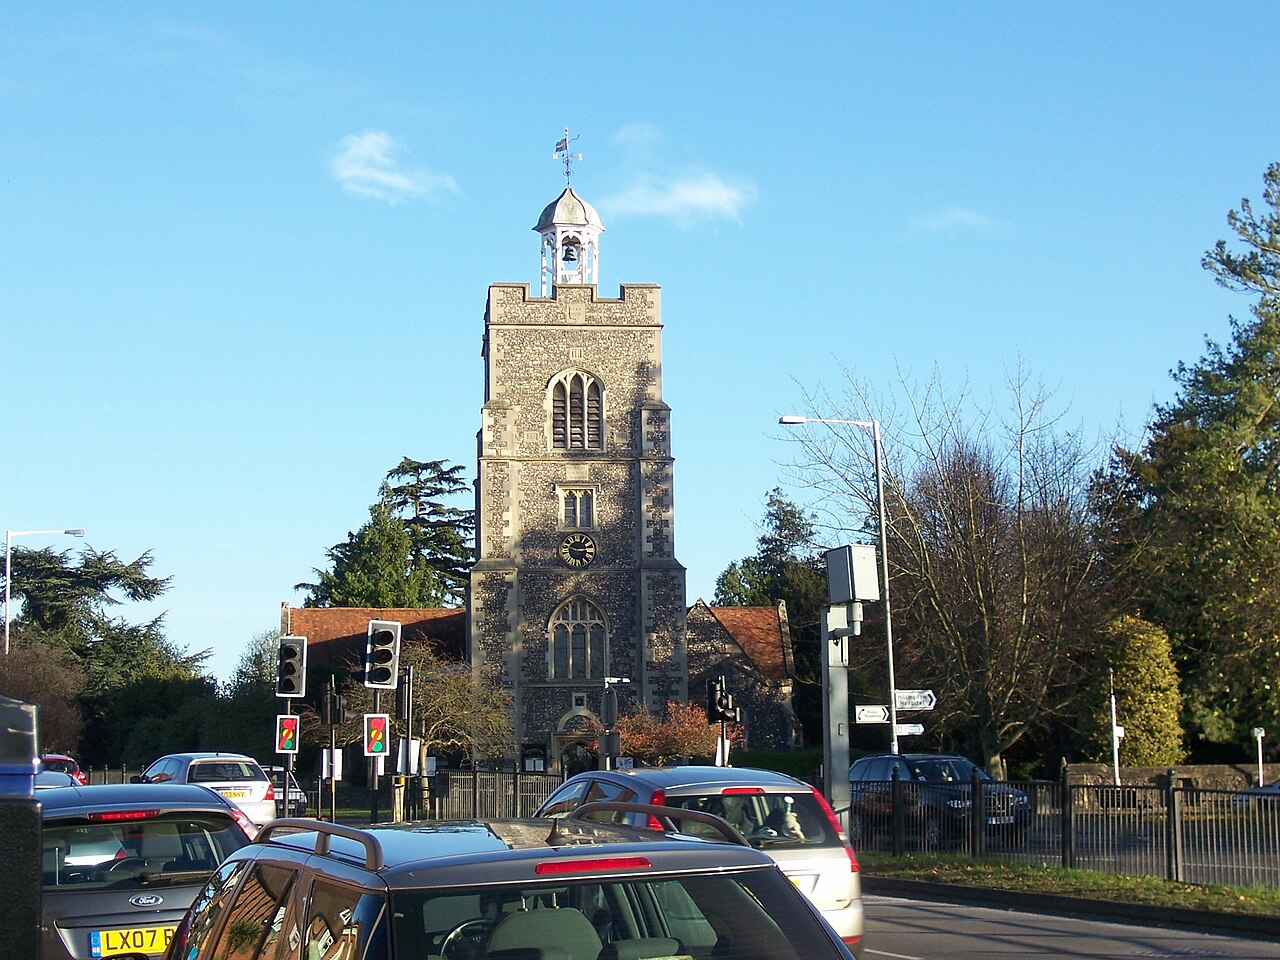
90 924 175 957
219 789 247 799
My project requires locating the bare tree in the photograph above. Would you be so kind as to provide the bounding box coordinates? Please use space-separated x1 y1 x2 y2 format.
783 365 1112 776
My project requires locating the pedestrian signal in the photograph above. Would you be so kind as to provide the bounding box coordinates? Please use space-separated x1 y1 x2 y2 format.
275 715 300 754
364 713 390 757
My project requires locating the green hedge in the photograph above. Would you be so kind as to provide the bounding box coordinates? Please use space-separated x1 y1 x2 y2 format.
729 747 823 784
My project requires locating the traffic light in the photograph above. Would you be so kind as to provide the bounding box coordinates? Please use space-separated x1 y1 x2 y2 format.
275 636 307 698
275 715 300 754
707 676 742 723
321 685 348 726
364 620 401 689
364 713 391 757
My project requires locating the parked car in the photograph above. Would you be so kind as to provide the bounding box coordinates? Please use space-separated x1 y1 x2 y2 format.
261 764 309 817
533 765 863 956
133 752 276 827
163 804 858 960
848 752 1032 849
39 782 253 960
1234 780 1280 810
41 753 88 784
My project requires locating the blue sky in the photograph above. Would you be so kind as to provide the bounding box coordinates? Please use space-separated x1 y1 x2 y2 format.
3 4 1278 684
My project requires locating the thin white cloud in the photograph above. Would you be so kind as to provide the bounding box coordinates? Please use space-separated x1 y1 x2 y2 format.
914 205 998 233
329 131 458 204
602 173 758 228
610 123 662 147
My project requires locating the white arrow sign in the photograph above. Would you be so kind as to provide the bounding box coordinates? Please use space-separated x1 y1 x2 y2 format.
894 689 937 711
896 723 925 736
855 705 890 724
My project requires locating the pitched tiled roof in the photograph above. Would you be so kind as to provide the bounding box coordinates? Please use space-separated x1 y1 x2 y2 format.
703 603 793 681
282 606 465 674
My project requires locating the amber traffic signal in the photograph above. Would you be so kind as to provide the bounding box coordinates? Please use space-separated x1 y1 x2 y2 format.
275 715 300 754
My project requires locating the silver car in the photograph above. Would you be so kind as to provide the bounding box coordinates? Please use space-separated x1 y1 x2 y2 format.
134 752 276 827
535 765 864 957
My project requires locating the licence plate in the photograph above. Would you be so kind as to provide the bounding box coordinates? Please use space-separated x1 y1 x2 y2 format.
986 815 1014 825
219 789 247 799
90 924 175 958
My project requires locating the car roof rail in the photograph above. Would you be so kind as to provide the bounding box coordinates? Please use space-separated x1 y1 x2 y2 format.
258 818 384 871
564 801 750 847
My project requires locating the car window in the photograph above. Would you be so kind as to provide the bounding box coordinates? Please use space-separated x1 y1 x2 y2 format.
42 814 249 891
394 869 833 960
192 760 266 783
667 792 836 848
165 860 247 959
538 779 592 817
145 758 178 782
304 877 388 960
205 861 297 960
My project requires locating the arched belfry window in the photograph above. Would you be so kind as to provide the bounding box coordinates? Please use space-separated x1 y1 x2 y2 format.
550 371 604 450
549 598 606 680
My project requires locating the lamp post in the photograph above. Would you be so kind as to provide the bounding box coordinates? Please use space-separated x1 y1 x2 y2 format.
4 528 86 655
780 415 900 754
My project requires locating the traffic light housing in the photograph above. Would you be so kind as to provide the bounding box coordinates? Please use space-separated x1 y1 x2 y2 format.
707 676 742 723
364 713 390 756
321 685 348 726
364 620 401 689
275 636 307 698
275 715 300 754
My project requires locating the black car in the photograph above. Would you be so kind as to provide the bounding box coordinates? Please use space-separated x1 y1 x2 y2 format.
163 806 858 960
39 782 254 960
848 752 1032 849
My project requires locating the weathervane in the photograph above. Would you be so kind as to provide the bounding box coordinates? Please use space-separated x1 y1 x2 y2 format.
553 127 582 184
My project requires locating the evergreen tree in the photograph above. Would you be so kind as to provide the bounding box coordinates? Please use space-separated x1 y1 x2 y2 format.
1077 616 1185 766
1099 163 1280 748
299 458 474 608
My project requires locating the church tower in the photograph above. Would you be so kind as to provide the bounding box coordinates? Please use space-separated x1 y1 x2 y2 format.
469 141 687 773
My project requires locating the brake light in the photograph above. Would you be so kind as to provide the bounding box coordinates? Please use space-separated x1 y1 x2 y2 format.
645 789 666 830
86 810 158 822
843 934 863 949
264 784 276 801
230 809 256 838
535 856 651 875
810 788 858 871
721 786 765 796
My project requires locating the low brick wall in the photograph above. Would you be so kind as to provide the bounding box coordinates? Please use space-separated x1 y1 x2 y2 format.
1068 762 1280 791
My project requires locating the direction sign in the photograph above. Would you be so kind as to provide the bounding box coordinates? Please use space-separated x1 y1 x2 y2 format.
855 705 890 724
894 689 937 711
895 723 925 736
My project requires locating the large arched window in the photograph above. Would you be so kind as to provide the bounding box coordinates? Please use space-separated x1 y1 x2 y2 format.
549 598 606 680
550 371 604 450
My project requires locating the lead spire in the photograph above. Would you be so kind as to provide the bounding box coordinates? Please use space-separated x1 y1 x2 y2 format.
553 127 582 184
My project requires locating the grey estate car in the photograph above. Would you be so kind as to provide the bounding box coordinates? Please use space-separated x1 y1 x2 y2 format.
534 766 863 957
39 782 253 960
134 752 277 827
162 805 857 960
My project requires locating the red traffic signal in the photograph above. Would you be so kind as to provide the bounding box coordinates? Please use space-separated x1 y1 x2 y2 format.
275 715 300 754
364 713 390 757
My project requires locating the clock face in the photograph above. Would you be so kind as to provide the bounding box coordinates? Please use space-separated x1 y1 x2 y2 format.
559 532 597 568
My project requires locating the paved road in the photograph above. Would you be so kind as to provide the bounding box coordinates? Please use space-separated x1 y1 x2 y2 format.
863 895 1280 959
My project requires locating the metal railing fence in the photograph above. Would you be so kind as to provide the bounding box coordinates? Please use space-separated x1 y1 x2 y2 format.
847 770 1280 889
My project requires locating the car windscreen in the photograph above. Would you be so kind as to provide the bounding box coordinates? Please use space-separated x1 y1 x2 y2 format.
392 867 844 960
907 758 989 783
190 761 266 783
665 792 840 848
43 758 77 775
42 813 249 891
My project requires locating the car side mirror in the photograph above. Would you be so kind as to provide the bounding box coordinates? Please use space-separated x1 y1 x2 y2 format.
130 775 146 783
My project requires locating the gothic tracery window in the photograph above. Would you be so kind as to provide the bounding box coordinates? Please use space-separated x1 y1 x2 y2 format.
561 488 596 529
549 598 606 680
550 371 604 450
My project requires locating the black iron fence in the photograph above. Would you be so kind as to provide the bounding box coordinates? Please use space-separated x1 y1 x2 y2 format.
848 770 1280 889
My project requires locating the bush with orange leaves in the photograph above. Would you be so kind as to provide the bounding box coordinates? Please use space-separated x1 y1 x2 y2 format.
613 700 745 766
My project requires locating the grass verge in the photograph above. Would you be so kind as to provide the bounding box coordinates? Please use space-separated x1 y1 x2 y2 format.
859 852 1280 918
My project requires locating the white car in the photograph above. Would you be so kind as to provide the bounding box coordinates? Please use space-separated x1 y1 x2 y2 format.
134 752 276 827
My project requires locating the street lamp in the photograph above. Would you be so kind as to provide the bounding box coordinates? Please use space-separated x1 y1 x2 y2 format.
4 528 86 655
779 415 900 755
